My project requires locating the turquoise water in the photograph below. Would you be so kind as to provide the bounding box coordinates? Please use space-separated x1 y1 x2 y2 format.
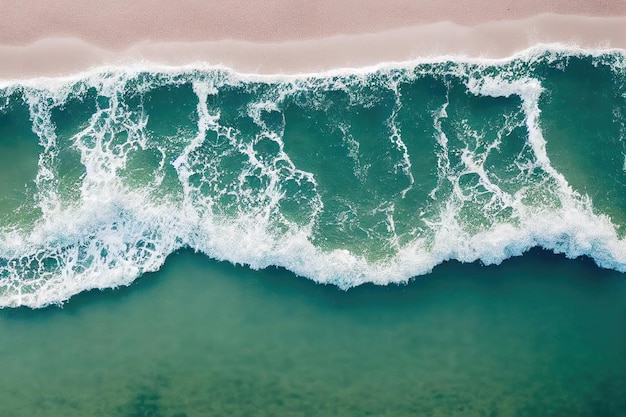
0 49 625 306
1 46 626 415
1 250 625 416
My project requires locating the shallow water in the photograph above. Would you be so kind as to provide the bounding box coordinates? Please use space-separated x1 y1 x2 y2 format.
1 48 625 307
1 249 625 417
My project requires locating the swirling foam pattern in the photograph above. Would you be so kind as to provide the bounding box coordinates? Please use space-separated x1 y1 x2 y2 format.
0 46 625 307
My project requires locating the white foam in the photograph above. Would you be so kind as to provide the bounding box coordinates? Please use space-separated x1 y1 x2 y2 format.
386 77 414 198
1 48 625 308
0 44 623 90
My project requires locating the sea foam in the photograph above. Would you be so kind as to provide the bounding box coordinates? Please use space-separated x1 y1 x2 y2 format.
0 46 625 308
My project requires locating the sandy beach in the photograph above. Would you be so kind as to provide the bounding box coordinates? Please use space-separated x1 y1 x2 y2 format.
1 1 625 77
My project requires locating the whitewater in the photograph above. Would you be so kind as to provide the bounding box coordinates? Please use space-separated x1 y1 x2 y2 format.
0 45 625 308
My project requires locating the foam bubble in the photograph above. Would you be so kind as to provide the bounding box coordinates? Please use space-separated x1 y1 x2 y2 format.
1 48 625 308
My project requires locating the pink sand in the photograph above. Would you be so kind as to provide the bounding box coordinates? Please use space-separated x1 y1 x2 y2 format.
1 1 625 78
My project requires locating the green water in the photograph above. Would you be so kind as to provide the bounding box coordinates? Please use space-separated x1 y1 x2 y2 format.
1 249 625 417
1 49 626 416
1 51 626 306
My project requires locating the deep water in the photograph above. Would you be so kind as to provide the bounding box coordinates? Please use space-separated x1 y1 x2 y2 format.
1 249 625 417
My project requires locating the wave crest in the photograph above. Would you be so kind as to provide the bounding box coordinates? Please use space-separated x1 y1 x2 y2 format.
1 48 625 308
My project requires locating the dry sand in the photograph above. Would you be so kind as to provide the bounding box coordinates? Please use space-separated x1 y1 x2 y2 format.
1 1 625 78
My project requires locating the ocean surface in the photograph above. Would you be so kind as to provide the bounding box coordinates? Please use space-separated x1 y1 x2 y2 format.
0 46 626 416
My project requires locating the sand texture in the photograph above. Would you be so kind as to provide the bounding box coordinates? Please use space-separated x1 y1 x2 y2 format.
0 1 625 78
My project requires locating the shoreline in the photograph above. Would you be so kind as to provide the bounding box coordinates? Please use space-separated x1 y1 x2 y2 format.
1 14 626 79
